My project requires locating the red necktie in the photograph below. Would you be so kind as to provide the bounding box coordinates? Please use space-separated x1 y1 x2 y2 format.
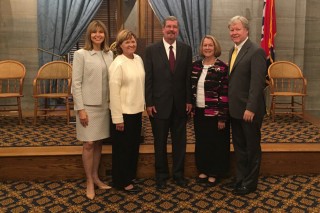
169 46 175 72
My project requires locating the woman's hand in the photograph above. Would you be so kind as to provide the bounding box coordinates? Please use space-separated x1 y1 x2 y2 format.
218 121 225 130
147 106 157 117
78 109 88 127
116 123 124 131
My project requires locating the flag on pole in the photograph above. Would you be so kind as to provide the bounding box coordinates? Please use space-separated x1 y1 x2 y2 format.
261 0 276 67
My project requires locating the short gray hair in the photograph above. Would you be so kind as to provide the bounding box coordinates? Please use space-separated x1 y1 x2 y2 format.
163 16 178 27
228 16 249 31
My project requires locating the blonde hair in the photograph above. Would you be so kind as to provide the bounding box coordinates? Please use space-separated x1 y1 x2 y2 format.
199 35 222 58
83 20 110 52
115 29 137 55
228 15 250 31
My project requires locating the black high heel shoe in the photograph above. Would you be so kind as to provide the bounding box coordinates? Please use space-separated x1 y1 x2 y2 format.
207 177 219 186
122 184 141 194
123 187 141 194
196 174 208 183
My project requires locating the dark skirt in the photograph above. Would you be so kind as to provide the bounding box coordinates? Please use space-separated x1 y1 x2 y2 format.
194 108 230 176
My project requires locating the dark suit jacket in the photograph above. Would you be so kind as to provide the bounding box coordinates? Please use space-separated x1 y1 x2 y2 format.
144 40 192 119
228 39 267 120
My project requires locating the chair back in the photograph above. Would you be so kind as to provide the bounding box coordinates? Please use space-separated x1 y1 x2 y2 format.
0 60 26 95
268 61 303 79
268 61 306 94
36 61 72 79
33 61 72 95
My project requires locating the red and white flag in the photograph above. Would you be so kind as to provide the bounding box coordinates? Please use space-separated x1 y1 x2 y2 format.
261 0 276 67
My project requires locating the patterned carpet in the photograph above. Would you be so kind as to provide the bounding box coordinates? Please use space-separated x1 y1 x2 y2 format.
0 175 319 212
0 115 319 147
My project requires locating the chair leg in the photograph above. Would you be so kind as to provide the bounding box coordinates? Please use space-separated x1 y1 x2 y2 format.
34 99 38 125
302 96 305 117
269 96 273 119
273 96 276 121
66 97 70 124
44 98 48 121
291 96 294 117
17 97 22 125
270 96 275 121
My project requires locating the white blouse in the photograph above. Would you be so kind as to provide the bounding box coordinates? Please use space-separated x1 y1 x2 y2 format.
196 65 210 108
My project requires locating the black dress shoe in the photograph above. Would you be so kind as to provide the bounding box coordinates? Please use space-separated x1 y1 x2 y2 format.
156 181 167 189
132 179 142 184
174 178 188 187
232 186 256 195
123 187 141 194
225 182 241 189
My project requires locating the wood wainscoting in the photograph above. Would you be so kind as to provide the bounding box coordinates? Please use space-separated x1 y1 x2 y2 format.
1 143 320 181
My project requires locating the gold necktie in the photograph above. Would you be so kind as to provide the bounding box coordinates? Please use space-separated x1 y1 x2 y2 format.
229 47 238 72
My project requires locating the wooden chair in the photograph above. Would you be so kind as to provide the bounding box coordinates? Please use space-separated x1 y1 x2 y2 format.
110 41 117 58
33 61 72 124
268 61 307 121
0 60 26 124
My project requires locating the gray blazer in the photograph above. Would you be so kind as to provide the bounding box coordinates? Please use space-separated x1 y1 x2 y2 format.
228 39 267 119
72 49 113 110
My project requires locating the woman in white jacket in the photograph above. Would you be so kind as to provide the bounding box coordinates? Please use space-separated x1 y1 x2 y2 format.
72 20 113 200
109 30 145 193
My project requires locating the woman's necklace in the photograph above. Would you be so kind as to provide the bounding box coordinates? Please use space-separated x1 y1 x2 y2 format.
202 58 216 66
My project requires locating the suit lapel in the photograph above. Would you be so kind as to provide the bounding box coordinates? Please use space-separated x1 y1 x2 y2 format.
230 39 251 74
102 51 113 68
229 48 234 72
157 42 171 72
175 42 183 73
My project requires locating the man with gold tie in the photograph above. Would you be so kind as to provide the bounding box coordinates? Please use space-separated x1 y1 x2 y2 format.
227 16 267 195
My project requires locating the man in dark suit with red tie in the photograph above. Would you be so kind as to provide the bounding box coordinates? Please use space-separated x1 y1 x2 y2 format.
144 16 193 189
228 16 267 195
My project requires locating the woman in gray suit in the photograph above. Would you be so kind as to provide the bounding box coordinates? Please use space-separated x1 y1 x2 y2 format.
72 20 113 200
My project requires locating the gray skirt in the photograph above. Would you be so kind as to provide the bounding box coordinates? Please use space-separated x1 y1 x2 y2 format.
76 104 110 142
